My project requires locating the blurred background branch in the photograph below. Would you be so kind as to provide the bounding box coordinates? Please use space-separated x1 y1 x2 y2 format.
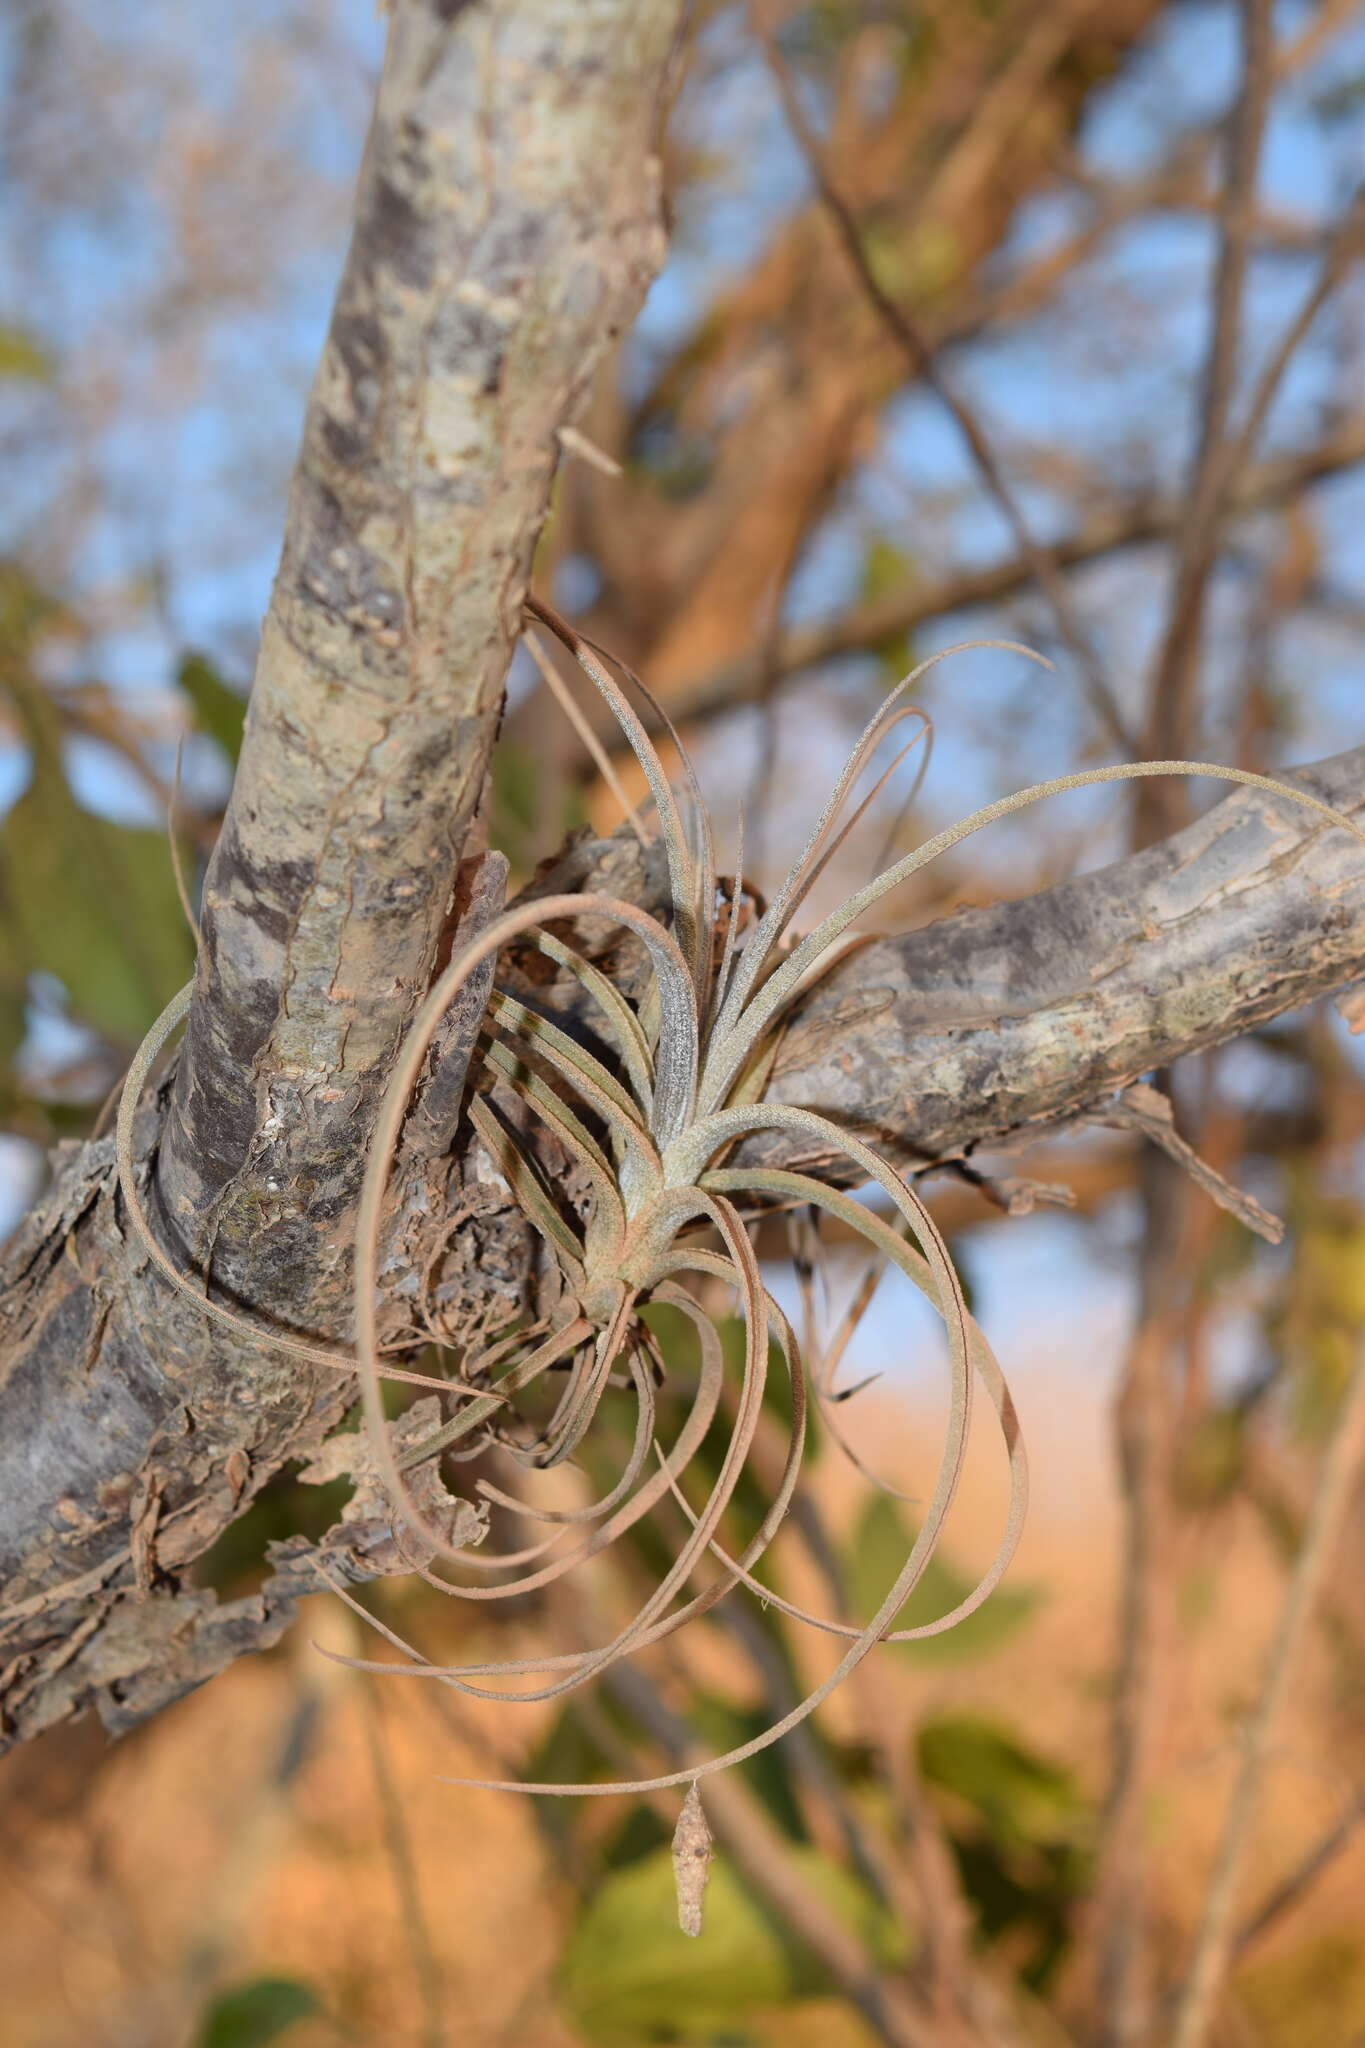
1 2 1363 2046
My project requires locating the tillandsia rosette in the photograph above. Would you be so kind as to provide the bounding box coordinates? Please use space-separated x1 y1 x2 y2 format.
117 596 1365 1824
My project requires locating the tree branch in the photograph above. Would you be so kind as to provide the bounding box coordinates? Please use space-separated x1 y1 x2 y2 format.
753 0 1135 754
1170 1340 1365 2048
753 745 1365 1175
0 0 686 1747
3 740 1360 1750
630 423 1365 744
1 0 1361 1777
159 0 683 1334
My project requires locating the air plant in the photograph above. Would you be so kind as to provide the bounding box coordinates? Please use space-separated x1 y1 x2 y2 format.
118 596 1363 1835
339 597 1365 1804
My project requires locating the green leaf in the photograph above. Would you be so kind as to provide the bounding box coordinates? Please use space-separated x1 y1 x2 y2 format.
562 1843 905 2044
0 561 68 647
0 755 195 1046
0 862 28 1082
0 326 53 381
690 1695 810 1846
563 1848 787 2043
194 1976 320 2048
1238 1931 1365 2047
179 651 247 765
845 1493 1042 1664
855 538 917 684
917 1714 1085 1855
917 1714 1092 1990
490 737 542 873
858 538 914 608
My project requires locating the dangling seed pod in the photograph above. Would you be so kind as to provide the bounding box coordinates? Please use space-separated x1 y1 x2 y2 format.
672 1782 713 1939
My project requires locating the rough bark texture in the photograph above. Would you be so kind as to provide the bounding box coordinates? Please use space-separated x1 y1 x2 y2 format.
2 743 1360 1749
0 0 1361 1763
161 0 681 1328
0 0 687 1750
756 748 1365 1173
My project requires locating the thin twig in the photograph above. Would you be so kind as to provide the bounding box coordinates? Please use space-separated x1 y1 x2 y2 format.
1092 18 1278 2035
1231 1787 1365 1960
750 0 1135 756
359 1669 446 2048
168 735 203 954
1146 0 1313 788
911 0 1103 235
647 425 1365 742
945 0 1365 360
1169 1341 1365 2048
523 629 650 846
1087 1167 1187 2048
1202 185 1365 538
743 533 809 880
734 1392 992 2033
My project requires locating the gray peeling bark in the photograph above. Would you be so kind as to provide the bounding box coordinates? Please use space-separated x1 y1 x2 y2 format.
0 0 1361 1756
755 747 1365 1176
2 745 1360 1751
0 0 687 1749
161 0 683 1328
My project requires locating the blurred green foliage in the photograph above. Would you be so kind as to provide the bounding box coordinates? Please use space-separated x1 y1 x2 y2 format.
1175 1404 1249 1510
490 733 588 879
625 412 716 503
918 1713 1093 1989
0 564 194 1065
534 1261 1076 2031
856 537 917 686
1277 1185 1365 1436
1237 1931 1365 2047
0 737 193 1045
179 650 247 766
0 324 53 381
195 1466 355 1598
691 1693 810 1846
562 1842 906 2045
194 1976 320 2048
846 1492 1042 1664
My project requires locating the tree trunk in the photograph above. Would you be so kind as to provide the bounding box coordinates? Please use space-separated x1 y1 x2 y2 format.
0 0 1362 1775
